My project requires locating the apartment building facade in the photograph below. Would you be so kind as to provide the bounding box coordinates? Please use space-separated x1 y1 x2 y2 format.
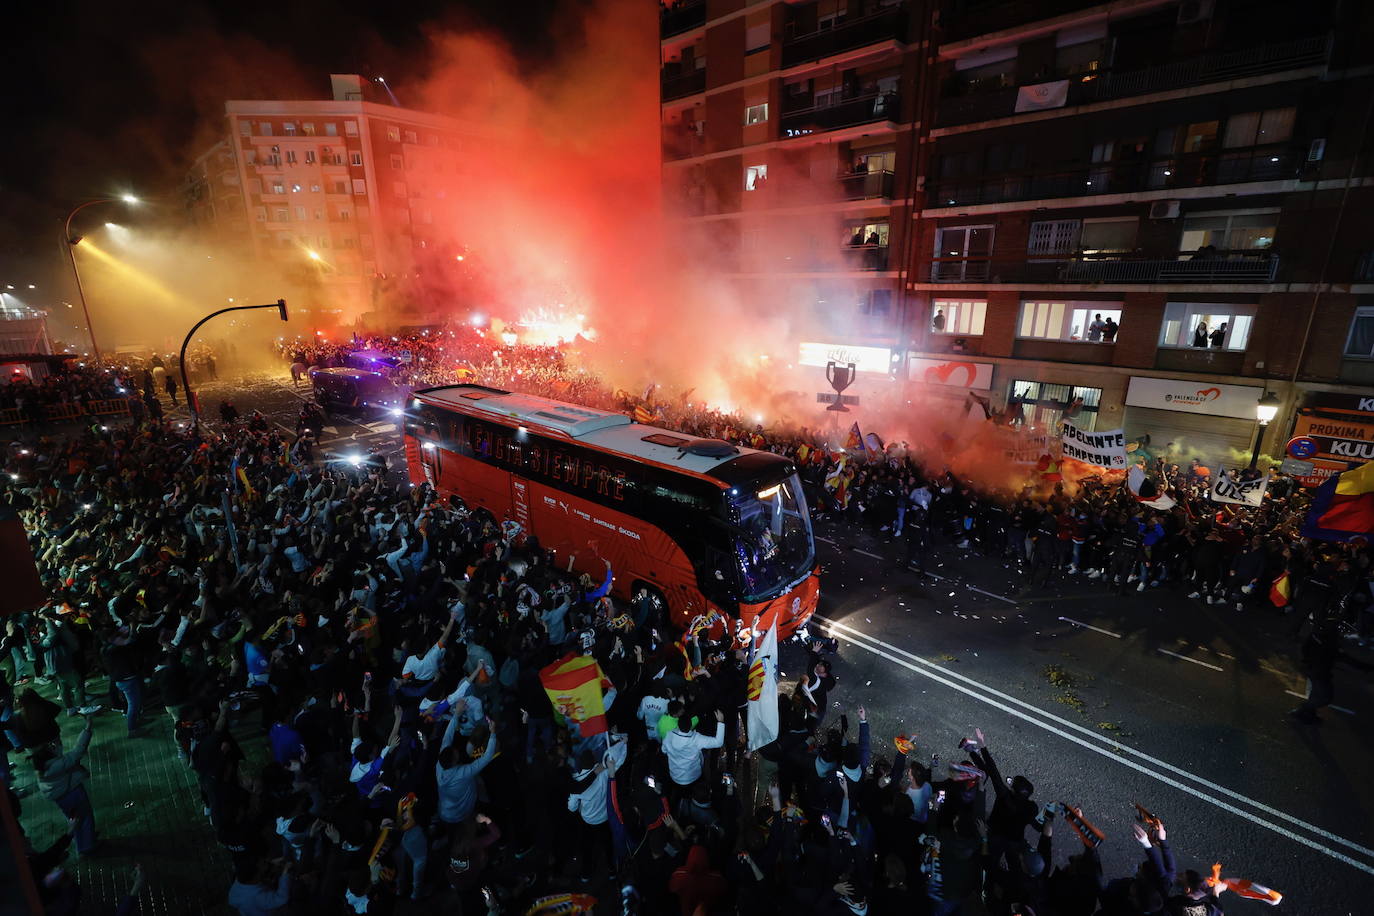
185 75 483 326
661 0 932 398
906 0 1374 474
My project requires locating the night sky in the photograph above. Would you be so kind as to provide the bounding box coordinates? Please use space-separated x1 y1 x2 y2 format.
0 0 563 292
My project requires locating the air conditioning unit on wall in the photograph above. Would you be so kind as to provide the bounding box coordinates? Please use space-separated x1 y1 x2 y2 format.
1149 200 1181 220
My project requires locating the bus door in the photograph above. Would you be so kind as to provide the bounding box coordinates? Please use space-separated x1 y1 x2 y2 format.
510 477 531 532
418 438 440 486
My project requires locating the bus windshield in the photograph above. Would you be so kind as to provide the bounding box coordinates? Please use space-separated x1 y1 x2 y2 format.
729 472 815 601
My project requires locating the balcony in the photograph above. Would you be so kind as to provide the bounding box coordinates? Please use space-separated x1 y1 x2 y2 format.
925 252 1280 284
838 169 895 200
939 0 1127 45
781 5 908 68
841 244 890 271
661 0 706 39
781 90 900 137
662 68 706 101
926 144 1300 208
662 126 707 161
937 35 1332 128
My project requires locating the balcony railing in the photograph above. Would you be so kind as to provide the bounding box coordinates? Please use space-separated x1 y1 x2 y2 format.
781 5 907 68
925 253 1280 284
938 0 1126 44
662 126 706 161
661 68 706 101
741 245 891 272
937 35 1331 128
927 145 1300 208
781 91 900 137
661 0 706 38
838 169 896 200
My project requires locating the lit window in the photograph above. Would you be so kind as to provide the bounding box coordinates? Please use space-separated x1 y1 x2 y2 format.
344 121 359 137
302 123 316 135
284 122 297 135
1345 308 1374 359
1019 301 1122 342
291 184 302 193
931 300 986 336
387 126 401 142
744 164 768 190
325 123 338 136
310 183 321 192
350 152 363 167
352 179 367 195
844 222 890 247
744 103 769 126
305 151 317 164
271 181 285 194
1159 302 1255 351
1179 212 1277 254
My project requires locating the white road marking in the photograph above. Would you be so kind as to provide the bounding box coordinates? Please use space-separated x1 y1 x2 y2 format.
855 549 883 560
1057 616 1123 639
816 536 838 546
1284 690 1356 716
967 584 1017 605
818 615 1374 869
1157 648 1224 672
815 538 1016 604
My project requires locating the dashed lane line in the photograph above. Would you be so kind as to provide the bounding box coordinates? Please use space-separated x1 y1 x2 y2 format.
818 615 1374 874
816 538 1017 605
1057 616 1123 639
1284 690 1356 716
1156 648 1224 672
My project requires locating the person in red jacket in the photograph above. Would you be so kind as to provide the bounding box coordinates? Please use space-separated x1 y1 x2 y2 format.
668 844 727 916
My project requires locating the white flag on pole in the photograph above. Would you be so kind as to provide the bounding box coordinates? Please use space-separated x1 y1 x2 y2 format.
746 622 780 752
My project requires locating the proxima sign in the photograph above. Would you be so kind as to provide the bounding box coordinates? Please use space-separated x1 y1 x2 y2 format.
1125 377 1266 420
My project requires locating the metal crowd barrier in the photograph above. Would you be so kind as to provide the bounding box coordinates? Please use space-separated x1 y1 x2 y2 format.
0 397 133 426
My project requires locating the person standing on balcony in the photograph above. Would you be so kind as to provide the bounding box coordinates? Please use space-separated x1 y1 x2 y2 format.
1102 317 1119 343
1087 314 1106 342
932 309 946 332
1209 323 1227 348
1192 322 1209 347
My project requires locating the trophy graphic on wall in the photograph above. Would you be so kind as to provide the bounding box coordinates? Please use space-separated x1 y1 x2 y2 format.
825 361 856 412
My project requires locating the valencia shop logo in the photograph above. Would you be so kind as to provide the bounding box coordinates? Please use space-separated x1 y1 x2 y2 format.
1164 387 1222 406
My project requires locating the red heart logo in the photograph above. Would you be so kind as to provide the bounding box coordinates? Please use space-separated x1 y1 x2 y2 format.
1195 387 1221 401
925 361 977 386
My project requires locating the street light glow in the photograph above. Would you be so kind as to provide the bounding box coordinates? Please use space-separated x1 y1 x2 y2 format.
307 250 322 261
121 194 139 204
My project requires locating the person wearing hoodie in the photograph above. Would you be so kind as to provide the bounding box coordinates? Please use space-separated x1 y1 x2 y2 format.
662 708 725 792
668 844 728 916
32 715 98 854
567 748 610 883
435 711 498 835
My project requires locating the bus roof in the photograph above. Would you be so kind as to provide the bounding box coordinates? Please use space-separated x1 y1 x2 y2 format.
413 385 786 480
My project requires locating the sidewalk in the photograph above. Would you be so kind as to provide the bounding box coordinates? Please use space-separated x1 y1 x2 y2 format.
10 675 263 915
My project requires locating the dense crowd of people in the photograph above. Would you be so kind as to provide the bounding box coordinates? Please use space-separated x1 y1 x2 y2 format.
0 336 1366 915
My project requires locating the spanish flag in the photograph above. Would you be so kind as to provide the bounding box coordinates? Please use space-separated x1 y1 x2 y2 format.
1269 571 1291 608
632 405 657 424
539 653 609 736
844 422 863 450
1302 460 1374 541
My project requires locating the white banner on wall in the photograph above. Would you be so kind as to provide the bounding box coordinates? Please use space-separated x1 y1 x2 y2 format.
1014 79 1069 112
1125 377 1265 420
907 356 994 390
798 342 893 375
1061 421 1128 469
1210 469 1269 507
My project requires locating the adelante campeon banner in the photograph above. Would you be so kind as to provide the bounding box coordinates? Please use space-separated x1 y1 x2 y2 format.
1060 421 1128 469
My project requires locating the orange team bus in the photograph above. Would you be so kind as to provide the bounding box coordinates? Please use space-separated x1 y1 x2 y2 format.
401 384 819 639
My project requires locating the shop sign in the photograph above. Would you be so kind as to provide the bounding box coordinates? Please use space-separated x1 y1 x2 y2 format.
907 357 993 390
1125 377 1265 420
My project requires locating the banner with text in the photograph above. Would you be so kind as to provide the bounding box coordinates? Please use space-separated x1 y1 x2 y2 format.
1061 421 1128 469
1211 469 1269 507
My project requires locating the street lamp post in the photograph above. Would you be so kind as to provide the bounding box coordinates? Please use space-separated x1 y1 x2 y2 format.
1250 391 1282 469
63 196 137 362
181 299 289 431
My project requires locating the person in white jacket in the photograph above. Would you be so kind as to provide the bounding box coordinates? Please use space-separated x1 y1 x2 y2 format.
662 709 724 789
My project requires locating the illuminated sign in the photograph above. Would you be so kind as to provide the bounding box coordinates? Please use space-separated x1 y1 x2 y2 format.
1125 377 1264 420
907 356 993 389
797 342 893 375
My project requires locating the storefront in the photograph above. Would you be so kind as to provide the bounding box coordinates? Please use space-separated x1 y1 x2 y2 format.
1290 391 1374 486
1122 376 1266 465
